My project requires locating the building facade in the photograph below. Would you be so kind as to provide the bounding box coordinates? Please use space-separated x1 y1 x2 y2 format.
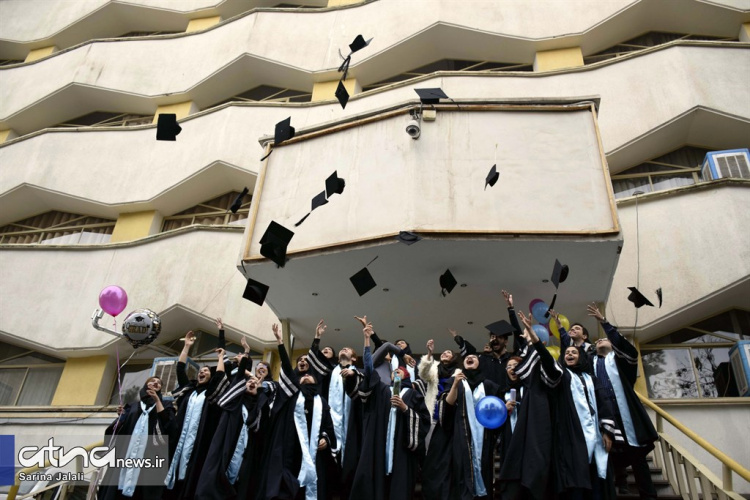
1 0 749 495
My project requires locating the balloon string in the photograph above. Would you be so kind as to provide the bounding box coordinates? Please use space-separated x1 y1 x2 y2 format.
112 345 123 436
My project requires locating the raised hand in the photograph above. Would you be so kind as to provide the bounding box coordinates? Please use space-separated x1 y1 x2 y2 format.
426 339 434 356
517 311 534 344
587 303 605 322
272 323 282 344
548 309 562 327
363 323 374 338
404 354 416 368
215 348 226 359
315 319 326 339
502 290 514 308
448 328 458 338
241 336 250 353
183 331 196 347
215 317 223 330
354 315 368 327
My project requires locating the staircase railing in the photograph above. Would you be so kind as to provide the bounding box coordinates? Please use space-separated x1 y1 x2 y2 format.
637 393 749 500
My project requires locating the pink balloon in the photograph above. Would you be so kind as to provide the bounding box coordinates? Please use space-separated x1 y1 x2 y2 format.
99 286 128 317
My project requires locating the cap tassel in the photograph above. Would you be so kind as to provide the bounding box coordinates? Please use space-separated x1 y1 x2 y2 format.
260 149 274 161
295 212 311 227
545 293 557 318
338 55 351 80
656 287 663 308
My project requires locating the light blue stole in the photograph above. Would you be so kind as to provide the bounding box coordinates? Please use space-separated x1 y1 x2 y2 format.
118 401 155 496
225 405 249 484
328 365 352 461
385 387 409 475
164 389 206 489
504 387 522 433
569 372 608 478
293 393 322 500
596 353 640 447
462 380 487 497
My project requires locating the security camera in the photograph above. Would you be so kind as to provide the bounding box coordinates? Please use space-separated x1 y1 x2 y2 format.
406 119 421 139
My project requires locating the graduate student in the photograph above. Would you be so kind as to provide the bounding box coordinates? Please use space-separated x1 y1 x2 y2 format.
194 352 270 500
350 317 430 500
98 377 175 500
417 337 459 422
498 311 563 500
587 303 658 498
256 323 337 500
552 345 616 500
550 309 595 358
164 333 231 499
451 290 524 391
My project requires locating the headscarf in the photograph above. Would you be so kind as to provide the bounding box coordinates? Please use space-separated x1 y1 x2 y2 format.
139 380 162 406
559 346 590 375
463 366 484 389
299 372 320 399
437 353 458 380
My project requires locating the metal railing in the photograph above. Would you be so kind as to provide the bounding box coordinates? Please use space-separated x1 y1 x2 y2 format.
638 394 749 500
7 440 103 500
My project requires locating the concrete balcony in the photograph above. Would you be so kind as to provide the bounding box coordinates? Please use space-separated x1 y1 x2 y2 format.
240 103 623 350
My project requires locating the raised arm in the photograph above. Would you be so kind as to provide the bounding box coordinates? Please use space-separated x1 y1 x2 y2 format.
307 319 333 377
176 331 195 388
372 342 400 368
503 290 525 355
215 317 226 350
272 323 294 376
518 311 562 388
362 320 374 379
449 328 477 357
550 310 573 349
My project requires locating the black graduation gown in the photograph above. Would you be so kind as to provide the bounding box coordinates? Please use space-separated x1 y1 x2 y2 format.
498 341 563 500
256 345 337 500
194 356 269 500
165 361 229 499
349 369 430 500
597 321 658 449
432 375 501 500
551 363 616 497
97 390 175 500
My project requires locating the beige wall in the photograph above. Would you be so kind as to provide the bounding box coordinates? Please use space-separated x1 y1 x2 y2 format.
51 356 112 405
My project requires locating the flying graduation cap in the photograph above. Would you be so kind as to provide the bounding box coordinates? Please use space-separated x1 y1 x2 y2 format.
485 164 499 190
335 81 350 109
414 88 449 106
295 191 328 227
325 171 346 197
338 34 373 79
260 117 296 161
242 277 269 306
545 259 569 317
350 267 377 297
395 231 422 246
627 286 655 308
156 113 182 141
440 269 457 297
229 187 249 214
259 221 294 268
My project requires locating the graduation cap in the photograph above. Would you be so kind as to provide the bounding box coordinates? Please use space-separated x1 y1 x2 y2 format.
545 259 570 317
349 34 373 54
295 191 329 227
440 269 457 297
335 80 350 109
656 287 663 308
229 187 249 214
259 221 294 268
485 319 515 337
350 267 377 297
274 117 295 145
243 277 269 306
627 287 654 308
414 88 449 105
485 164 499 190
325 171 346 197
156 113 181 141
395 231 422 246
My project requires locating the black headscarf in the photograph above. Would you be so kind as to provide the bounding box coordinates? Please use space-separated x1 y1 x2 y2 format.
463 366 485 390
139 381 162 407
437 355 458 380
299 372 320 399
559 346 590 375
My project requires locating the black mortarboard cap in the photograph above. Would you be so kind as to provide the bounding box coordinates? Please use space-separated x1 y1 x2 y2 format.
156 114 181 141
230 187 249 213
551 259 569 289
440 269 457 296
350 267 376 297
396 231 422 246
259 221 294 268
348 35 372 53
274 117 295 145
485 164 499 190
243 277 269 306
325 171 346 197
335 80 350 109
414 88 448 105
627 287 654 308
485 319 515 337
312 191 328 211
656 287 663 308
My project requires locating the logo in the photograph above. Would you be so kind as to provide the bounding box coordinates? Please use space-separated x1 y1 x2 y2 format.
18 438 116 469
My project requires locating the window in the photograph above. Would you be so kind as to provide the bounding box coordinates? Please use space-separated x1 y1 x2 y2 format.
0 342 64 406
611 146 708 199
208 85 312 109
161 191 251 232
0 211 115 245
55 111 153 128
362 59 533 92
584 31 737 65
109 364 156 406
641 309 748 399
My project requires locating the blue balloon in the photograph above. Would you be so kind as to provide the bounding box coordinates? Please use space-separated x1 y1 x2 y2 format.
475 395 507 429
531 301 550 324
532 324 549 345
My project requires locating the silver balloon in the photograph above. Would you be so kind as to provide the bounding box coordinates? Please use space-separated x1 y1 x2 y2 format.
121 309 162 349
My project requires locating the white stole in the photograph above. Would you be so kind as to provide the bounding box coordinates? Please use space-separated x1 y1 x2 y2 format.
462 381 487 497
293 393 322 500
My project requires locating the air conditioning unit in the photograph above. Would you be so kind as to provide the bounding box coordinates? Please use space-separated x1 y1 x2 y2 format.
151 357 199 401
701 149 750 181
729 341 750 397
